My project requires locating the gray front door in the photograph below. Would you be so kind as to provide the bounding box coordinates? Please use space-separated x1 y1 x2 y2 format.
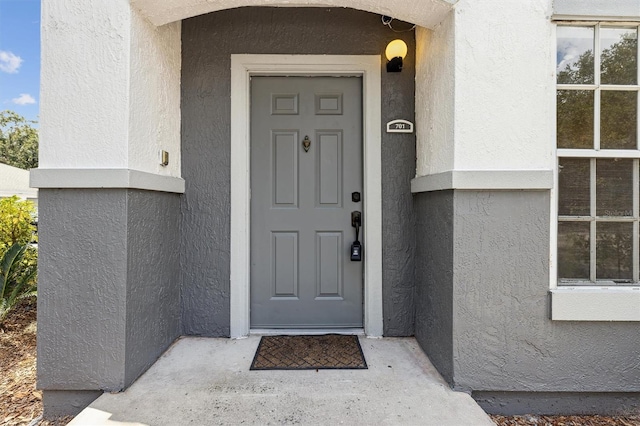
250 76 363 328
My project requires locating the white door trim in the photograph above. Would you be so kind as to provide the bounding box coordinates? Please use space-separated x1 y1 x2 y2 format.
230 54 383 338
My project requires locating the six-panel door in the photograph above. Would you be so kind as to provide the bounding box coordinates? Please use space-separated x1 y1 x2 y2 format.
250 76 363 328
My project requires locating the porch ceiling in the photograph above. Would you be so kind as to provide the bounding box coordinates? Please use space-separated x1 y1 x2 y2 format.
129 0 457 28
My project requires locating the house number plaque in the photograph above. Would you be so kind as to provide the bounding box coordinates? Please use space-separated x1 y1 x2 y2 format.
386 119 414 134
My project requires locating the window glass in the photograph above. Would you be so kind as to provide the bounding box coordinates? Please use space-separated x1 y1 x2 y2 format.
558 158 590 216
596 222 633 280
596 159 633 216
557 90 594 149
601 27 638 85
558 222 590 280
557 26 595 84
600 91 637 150
557 23 640 285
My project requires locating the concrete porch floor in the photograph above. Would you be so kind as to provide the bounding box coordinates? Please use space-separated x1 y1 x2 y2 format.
69 336 493 425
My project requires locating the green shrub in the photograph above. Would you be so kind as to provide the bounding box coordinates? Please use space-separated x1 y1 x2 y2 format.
1 243 37 323
0 196 37 324
0 195 37 251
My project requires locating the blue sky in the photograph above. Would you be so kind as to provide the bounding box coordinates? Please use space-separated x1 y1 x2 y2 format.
0 0 40 123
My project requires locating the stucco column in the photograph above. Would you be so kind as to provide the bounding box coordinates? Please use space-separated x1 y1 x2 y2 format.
413 0 640 414
36 0 182 178
33 0 183 416
413 0 556 392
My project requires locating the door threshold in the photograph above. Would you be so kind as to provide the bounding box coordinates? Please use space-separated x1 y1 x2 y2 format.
250 328 365 336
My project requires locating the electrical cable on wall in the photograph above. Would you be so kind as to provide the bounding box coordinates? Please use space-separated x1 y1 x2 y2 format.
381 15 416 32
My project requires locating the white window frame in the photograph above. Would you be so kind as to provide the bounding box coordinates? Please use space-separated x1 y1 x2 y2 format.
552 21 640 321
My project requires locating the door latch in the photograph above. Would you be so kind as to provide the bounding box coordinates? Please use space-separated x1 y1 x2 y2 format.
351 211 361 228
351 211 362 261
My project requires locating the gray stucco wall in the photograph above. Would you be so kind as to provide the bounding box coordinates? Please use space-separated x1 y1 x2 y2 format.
38 189 128 391
414 190 454 383
125 190 181 385
181 7 416 336
474 392 640 416
452 191 640 394
413 189 640 414
38 189 181 414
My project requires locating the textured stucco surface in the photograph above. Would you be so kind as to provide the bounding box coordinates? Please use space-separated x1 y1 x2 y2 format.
450 191 640 399
125 190 181 385
40 1 181 176
415 0 556 178
37 189 181 394
474 391 640 416
40 1 129 169
453 0 554 172
414 190 454 383
128 14 182 177
181 7 416 336
131 0 456 28
412 190 640 412
38 189 128 391
415 14 455 176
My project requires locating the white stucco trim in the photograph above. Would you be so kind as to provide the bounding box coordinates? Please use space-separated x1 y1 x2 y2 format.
40 3 182 176
552 0 640 22
30 169 185 193
410 170 554 193
130 0 456 29
229 54 383 338
551 288 640 321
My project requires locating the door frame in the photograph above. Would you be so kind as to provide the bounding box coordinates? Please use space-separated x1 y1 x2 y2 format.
230 54 382 338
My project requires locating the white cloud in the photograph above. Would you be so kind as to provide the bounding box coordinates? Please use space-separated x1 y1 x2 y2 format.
556 27 594 73
12 94 36 105
0 50 23 73
556 38 593 73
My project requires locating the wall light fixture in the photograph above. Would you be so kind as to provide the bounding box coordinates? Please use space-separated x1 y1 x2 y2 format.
385 39 408 72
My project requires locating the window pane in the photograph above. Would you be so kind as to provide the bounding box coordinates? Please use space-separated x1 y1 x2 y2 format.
557 26 595 84
601 91 638 150
559 158 590 216
596 158 633 216
596 222 633 280
557 90 594 148
601 27 638 85
558 222 590 280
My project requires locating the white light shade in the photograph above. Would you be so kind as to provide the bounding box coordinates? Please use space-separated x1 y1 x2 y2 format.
385 39 408 60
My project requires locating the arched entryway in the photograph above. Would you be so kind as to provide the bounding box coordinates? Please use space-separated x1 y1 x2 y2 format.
130 0 456 28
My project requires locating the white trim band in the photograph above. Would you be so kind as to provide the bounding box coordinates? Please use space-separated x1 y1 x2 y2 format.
551 288 640 321
410 170 554 193
30 169 185 194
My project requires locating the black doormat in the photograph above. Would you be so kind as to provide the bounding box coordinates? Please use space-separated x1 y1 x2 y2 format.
250 335 368 370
